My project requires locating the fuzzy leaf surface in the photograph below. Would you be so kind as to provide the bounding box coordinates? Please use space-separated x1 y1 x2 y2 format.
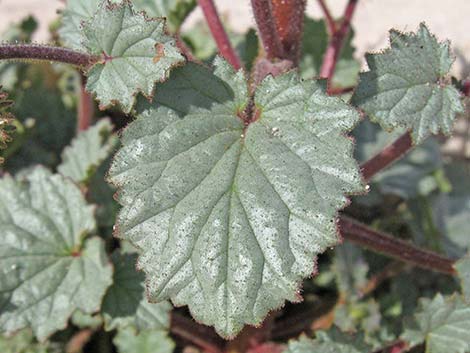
59 0 196 51
285 329 370 353
108 57 363 337
352 23 464 143
82 1 185 113
113 326 174 353
58 118 117 183
402 294 470 353
102 251 172 331
0 167 113 340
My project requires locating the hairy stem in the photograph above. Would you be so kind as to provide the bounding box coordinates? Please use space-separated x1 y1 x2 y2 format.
317 0 336 34
319 0 358 80
339 216 456 275
0 44 95 68
77 75 94 132
251 0 286 60
197 0 242 70
360 132 414 181
271 0 306 64
170 312 224 353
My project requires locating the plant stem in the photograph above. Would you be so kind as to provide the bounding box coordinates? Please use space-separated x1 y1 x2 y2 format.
0 44 95 68
197 0 242 70
339 216 456 275
358 261 407 298
251 0 286 60
328 86 354 95
170 312 224 353
270 0 306 64
77 75 94 132
317 0 336 34
319 0 358 80
360 132 414 181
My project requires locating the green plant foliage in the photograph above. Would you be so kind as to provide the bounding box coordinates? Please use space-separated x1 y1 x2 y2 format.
0 167 113 340
102 251 172 331
58 118 117 183
402 294 470 353
113 326 175 353
300 16 360 88
59 0 196 51
285 328 371 353
108 57 363 337
455 255 470 302
82 0 185 112
352 23 464 143
0 329 62 353
353 119 443 201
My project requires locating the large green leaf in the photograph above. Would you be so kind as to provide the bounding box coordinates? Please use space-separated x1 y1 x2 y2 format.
285 328 371 353
0 167 113 340
352 23 464 143
102 251 172 331
108 57 363 337
58 118 117 184
402 294 470 353
113 326 174 353
59 0 196 51
82 1 185 113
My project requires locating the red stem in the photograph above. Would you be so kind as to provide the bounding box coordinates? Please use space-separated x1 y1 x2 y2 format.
251 0 286 60
339 216 456 275
360 132 413 181
197 0 242 70
317 0 336 34
271 0 306 64
319 0 358 80
328 86 354 95
170 312 224 353
77 75 94 132
0 44 95 68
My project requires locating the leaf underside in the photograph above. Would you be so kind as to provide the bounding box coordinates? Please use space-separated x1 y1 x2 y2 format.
0 167 113 340
82 0 185 113
352 23 464 144
108 57 363 337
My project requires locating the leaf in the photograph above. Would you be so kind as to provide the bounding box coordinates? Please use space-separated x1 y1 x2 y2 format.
58 0 102 51
108 57 363 337
82 0 185 113
102 251 172 331
113 326 175 353
352 23 464 144
402 294 470 353
0 167 113 340
58 118 117 184
71 310 103 329
285 328 371 353
59 0 196 51
0 330 62 353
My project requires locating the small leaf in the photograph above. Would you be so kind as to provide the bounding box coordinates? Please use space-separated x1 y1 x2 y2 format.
352 23 464 144
71 310 103 329
108 57 363 337
82 0 185 113
59 0 196 51
0 329 62 353
402 294 470 353
58 118 117 184
102 251 172 331
285 328 371 353
0 167 113 340
113 326 174 353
